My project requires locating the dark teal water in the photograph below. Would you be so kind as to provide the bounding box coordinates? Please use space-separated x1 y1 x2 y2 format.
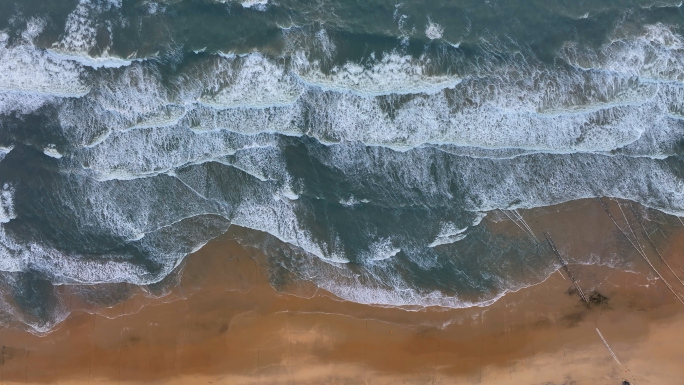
0 0 683 332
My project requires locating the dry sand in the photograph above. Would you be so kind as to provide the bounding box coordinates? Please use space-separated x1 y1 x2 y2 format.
0 198 682 385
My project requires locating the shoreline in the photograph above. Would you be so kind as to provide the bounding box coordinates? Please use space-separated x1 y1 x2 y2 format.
0 198 682 384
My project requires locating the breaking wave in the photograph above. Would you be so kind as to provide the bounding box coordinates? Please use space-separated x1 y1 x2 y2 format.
0 0 683 331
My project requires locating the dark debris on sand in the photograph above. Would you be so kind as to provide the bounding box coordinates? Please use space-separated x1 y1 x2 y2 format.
567 287 610 309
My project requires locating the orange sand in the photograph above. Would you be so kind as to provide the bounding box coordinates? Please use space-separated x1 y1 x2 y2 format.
0 198 682 385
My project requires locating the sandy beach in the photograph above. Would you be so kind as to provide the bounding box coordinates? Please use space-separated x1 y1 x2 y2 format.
3 1 684 382
0 198 682 385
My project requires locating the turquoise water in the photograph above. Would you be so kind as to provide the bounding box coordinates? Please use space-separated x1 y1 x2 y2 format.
0 0 683 332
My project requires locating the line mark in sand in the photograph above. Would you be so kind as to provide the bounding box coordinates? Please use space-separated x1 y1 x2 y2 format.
432 340 440 385
542 283 566 359
178 312 190 385
285 309 294 385
501 210 539 245
0 328 4 385
503 296 512 380
557 269 566 280
595 328 621 366
327 314 336 385
23 346 27 385
628 203 684 288
544 231 588 303
117 301 126 385
364 319 369 385
88 314 97 385
478 310 485 383
597 198 684 306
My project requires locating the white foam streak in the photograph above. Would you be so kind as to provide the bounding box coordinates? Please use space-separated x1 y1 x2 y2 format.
197 53 303 109
2 19 684 321
240 0 268 10
0 184 16 224
425 19 444 40
325 284 500 309
28 28 684 161
232 200 350 264
362 239 401 261
428 222 468 247
47 50 135 69
50 0 127 68
0 29 88 98
295 52 461 96
561 23 684 83
0 221 150 285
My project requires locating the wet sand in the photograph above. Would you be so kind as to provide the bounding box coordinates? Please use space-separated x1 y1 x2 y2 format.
0 198 683 384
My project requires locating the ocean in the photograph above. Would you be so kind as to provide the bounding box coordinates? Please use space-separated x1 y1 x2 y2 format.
0 0 683 333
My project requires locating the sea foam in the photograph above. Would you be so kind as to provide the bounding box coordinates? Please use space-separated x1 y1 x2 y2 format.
0 16 683 327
